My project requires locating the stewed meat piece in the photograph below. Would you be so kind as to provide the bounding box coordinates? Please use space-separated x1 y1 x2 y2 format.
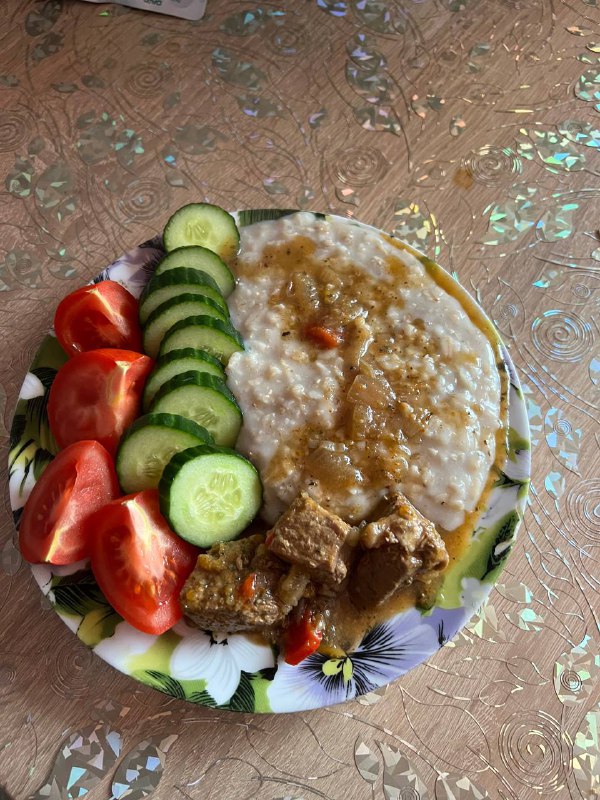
180 534 290 633
266 491 354 585
350 492 449 609
180 491 447 640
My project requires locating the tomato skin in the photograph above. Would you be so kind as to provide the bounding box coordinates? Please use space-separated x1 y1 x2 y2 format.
89 490 199 635
19 441 120 565
48 348 153 457
54 280 142 356
283 610 323 665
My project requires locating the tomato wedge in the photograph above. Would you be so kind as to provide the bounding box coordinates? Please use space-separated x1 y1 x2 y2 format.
48 348 153 457
19 441 120 565
89 490 199 635
54 280 142 356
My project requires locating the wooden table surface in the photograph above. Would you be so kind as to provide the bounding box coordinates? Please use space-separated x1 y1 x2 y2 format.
1 1 599 798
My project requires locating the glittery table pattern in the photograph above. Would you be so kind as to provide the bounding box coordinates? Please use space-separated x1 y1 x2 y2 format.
1 1 599 798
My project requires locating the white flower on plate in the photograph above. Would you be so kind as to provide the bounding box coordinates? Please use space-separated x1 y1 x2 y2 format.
94 623 160 672
169 621 275 705
20 371 45 400
503 452 531 483
9 460 37 510
460 576 490 613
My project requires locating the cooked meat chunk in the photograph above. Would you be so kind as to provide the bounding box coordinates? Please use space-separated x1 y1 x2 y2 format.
181 534 291 633
266 491 354 584
252 540 314 608
350 493 449 609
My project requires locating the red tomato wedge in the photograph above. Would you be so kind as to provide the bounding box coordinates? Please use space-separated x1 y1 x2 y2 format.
89 490 199 635
19 441 120 565
54 280 142 356
48 348 153 457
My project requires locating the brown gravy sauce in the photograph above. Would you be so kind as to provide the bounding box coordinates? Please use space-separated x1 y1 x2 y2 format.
233 232 509 654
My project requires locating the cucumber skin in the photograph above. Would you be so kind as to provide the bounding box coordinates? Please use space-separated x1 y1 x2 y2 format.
158 315 244 364
144 292 227 329
152 347 224 375
149 370 240 409
118 412 214 444
154 246 236 297
142 293 228 358
143 368 221 413
139 268 228 323
143 349 225 411
159 444 262 546
148 370 242 447
141 265 222 300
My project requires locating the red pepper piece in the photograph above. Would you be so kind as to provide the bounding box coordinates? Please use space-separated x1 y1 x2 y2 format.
304 324 343 349
283 611 323 665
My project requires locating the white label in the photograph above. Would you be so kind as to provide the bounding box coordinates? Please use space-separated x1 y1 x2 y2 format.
80 0 207 21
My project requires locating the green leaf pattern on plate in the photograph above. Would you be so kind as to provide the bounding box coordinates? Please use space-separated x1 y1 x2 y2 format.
50 571 124 647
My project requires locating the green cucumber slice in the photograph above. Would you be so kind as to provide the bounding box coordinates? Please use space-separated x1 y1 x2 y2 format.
159 315 244 365
149 371 242 447
143 294 228 358
116 413 213 493
139 268 228 324
163 203 240 264
143 348 224 411
154 246 235 297
159 444 262 546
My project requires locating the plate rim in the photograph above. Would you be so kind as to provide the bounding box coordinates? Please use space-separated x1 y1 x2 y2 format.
8 208 531 713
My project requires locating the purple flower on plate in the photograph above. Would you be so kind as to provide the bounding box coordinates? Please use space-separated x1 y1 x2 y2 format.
420 605 467 647
267 607 439 712
97 242 165 298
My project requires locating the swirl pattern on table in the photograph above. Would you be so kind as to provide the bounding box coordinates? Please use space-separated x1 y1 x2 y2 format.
125 62 173 98
566 479 600 542
462 146 522 187
531 310 594 363
0 0 599 797
333 145 387 186
554 638 600 707
118 177 171 222
498 711 570 793
48 639 96 700
0 656 19 706
0 110 30 154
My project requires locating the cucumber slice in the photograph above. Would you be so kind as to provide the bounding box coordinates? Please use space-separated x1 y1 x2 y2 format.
159 315 244 365
154 246 235 297
163 203 240 263
139 268 228 324
159 444 262 546
150 371 242 447
116 413 213 493
143 348 224 411
143 294 228 358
